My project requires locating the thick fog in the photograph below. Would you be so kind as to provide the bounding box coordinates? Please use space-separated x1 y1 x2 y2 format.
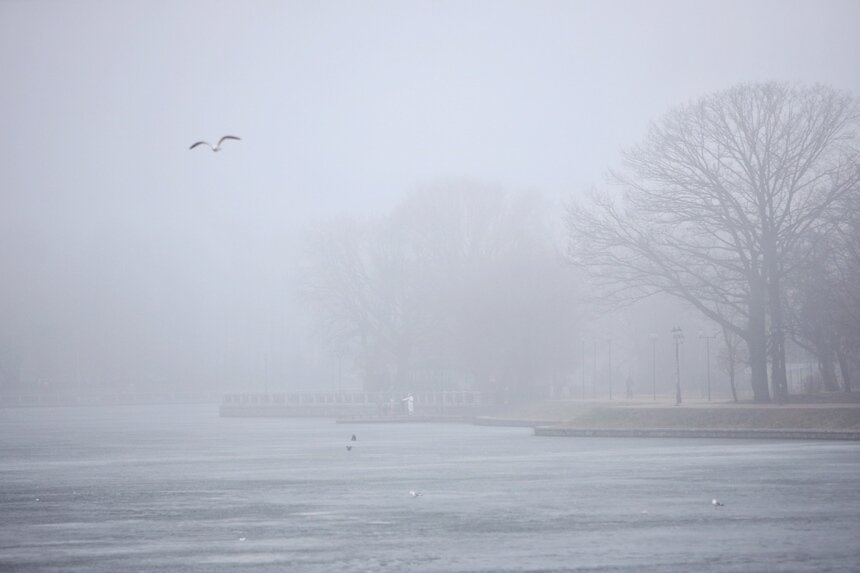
1 0 859 400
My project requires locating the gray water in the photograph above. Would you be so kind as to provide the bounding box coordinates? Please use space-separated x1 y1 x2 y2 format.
1 405 858 572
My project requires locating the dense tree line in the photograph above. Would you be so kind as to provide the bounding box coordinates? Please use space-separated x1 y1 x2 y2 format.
301 181 582 400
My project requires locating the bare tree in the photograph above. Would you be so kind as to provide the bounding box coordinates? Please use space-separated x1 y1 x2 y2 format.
786 236 844 391
302 181 583 399
567 82 859 402
786 179 860 392
717 326 746 402
828 186 860 391
299 218 383 389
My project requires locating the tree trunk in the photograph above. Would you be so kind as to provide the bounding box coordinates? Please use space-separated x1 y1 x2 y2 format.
729 370 739 403
765 241 788 401
818 353 840 392
721 326 741 403
836 348 852 392
770 331 788 401
748 282 771 403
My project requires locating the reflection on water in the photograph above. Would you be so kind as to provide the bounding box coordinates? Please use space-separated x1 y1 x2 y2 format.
1 405 859 572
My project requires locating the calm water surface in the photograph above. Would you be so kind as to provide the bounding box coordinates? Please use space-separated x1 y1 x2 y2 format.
1 405 858 572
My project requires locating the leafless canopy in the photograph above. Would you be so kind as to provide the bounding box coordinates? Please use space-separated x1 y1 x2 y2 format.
567 82 860 401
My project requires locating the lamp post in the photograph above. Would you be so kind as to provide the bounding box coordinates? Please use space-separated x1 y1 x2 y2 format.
649 333 657 401
699 331 717 401
263 352 269 395
607 337 613 400
581 339 586 399
337 351 343 393
672 326 684 405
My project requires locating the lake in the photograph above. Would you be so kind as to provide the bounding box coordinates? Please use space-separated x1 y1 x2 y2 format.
1 404 858 572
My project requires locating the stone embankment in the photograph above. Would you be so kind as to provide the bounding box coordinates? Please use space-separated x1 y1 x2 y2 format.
534 426 860 440
477 399 860 440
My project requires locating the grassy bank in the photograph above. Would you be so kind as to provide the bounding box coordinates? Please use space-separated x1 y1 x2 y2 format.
488 397 860 431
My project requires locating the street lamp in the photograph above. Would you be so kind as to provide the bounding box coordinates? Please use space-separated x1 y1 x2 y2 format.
649 333 657 401
337 351 343 393
264 352 270 395
672 326 684 405
581 339 586 399
607 337 613 400
699 331 717 402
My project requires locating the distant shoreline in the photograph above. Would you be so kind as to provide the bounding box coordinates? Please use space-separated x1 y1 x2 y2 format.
532 426 860 441
7 395 860 440
478 396 860 437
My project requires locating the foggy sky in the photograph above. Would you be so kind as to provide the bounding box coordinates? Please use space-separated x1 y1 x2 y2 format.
1 0 859 393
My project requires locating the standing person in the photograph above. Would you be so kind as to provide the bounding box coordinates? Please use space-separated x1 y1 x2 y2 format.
402 394 414 416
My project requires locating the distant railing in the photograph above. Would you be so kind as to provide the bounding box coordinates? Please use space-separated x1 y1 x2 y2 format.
222 390 482 407
219 391 484 418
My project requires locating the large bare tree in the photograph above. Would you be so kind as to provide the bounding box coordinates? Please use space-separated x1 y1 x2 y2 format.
567 82 859 402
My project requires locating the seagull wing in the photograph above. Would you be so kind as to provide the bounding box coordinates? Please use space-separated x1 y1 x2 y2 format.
217 135 241 147
189 141 212 150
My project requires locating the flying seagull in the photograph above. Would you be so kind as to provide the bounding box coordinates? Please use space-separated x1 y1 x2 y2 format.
712 499 725 508
189 135 241 152
409 490 423 498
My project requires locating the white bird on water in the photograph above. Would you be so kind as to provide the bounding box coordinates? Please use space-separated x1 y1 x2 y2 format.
189 135 241 152
409 490 423 498
712 499 725 507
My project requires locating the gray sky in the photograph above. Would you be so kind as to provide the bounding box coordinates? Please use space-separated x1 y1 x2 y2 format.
1 0 859 392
